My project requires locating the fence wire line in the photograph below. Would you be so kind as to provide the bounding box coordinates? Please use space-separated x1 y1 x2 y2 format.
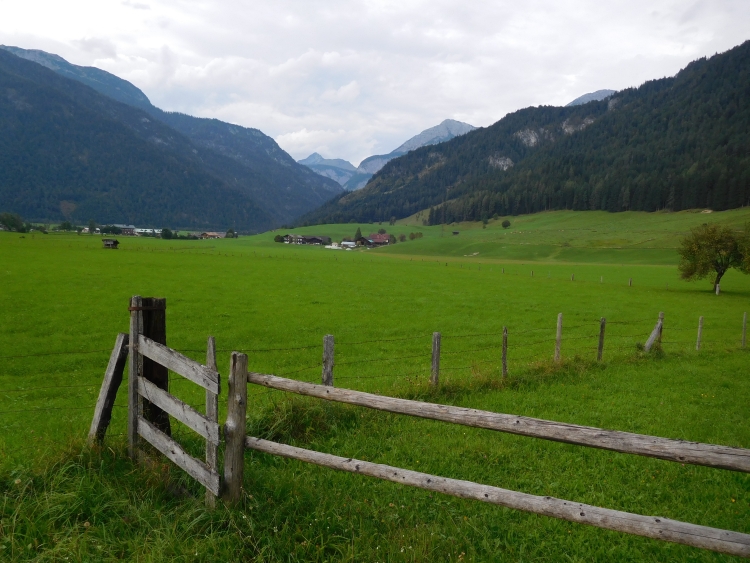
1 383 100 394
0 404 95 416
0 349 111 359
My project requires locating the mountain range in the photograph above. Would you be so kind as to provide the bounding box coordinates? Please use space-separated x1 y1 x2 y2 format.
0 46 343 230
298 119 476 190
300 41 750 226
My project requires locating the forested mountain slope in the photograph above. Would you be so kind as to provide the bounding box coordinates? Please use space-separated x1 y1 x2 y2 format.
0 49 273 229
301 41 750 225
0 46 343 226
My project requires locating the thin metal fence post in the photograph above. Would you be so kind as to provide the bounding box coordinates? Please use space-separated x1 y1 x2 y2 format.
554 313 563 363
431 332 441 387
597 318 606 362
502 327 508 378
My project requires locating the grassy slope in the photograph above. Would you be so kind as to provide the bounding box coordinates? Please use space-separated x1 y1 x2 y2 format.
1 210 750 561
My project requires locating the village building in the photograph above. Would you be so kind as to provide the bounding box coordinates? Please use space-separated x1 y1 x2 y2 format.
288 234 332 245
368 233 390 246
135 228 163 236
200 232 226 239
111 224 136 236
102 238 119 249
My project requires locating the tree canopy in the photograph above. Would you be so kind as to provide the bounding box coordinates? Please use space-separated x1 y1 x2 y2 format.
678 224 749 292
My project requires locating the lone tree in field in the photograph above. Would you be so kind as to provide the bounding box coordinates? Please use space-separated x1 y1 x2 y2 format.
354 227 362 239
502 219 511 229
678 224 749 293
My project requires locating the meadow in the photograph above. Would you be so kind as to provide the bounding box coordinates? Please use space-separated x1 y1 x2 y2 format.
1 209 749 561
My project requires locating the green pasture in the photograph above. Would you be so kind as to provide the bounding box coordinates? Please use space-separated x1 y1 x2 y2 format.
1 210 749 561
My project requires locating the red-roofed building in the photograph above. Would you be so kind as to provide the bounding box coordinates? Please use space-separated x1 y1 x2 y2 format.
368 233 390 246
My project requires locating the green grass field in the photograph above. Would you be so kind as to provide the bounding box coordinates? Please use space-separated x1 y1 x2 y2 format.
1 209 750 561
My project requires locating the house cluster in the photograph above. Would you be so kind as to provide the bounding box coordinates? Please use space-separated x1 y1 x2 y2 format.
276 232 392 249
282 234 333 245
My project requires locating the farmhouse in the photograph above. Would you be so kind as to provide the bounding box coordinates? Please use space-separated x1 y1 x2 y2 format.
368 233 390 246
288 234 332 245
111 224 136 236
102 238 119 249
200 232 226 239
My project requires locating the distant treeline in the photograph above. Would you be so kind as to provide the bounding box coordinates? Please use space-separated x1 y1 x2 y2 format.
301 40 750 226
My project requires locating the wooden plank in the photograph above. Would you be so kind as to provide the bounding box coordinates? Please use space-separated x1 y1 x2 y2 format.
597 318 606 362
88 332 129 445
554 313 562 363
223 352 248 503
141 297 170 435
696 316 704 351
138 335 219 394
431 332 441 387
322 335 334 387
138 416 220 495
246 372 750 473
205 336 219 509
245 437 750 558
136 377 219 443
128 296 143 458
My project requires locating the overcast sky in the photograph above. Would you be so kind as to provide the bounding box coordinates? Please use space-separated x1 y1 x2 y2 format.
1 1 747 165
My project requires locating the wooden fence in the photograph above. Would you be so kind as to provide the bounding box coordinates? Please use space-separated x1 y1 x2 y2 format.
90 297 750 556
231 369 750 557
91 296 222 507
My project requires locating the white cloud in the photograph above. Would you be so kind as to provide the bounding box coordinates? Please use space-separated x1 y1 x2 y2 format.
1 0 747 164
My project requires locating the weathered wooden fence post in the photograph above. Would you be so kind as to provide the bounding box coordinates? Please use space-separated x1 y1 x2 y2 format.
128 296 143 459
223 352 248 504
629 278 632 287
644 312 664 352
88 332 129 445
502 327 508 378
597 318 606 362
571 274 574 281
658 311 664 344
743 312 747 349
531 270 533 277
140 297 170 435
322 335 334 387
431 332 441 387
554 313 562 363
205 336 219 509
696 317 704 351
716 283 720 296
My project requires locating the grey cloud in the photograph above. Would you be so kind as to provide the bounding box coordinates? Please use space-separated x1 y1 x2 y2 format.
71 37 117 59
1 0 748 163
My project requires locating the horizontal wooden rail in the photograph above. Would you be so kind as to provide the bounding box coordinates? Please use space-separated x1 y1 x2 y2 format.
138 417 220 495
139 335 219 394
245 437 750 558
247 373 750 473
137 377 220 443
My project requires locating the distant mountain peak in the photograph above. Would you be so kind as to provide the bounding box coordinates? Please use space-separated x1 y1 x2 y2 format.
298 152 325 165
393 119 476 153
565 89 616 107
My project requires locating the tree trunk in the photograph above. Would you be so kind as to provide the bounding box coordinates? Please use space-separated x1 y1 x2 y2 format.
714 270 725 293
